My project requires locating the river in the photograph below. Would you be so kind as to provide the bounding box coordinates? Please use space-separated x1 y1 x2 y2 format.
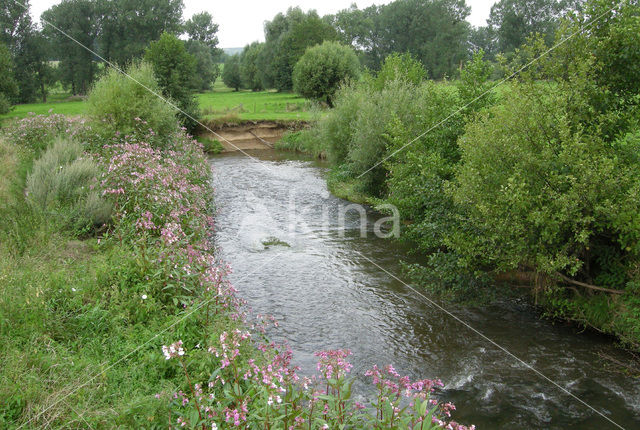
210 150 640 429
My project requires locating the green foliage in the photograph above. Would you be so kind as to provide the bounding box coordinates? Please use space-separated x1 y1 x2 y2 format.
240 42 265 91
96 0 184 66
261 7 339 91
186 40 219 91
184 11 220 49
42 0 97 96
222 55 242 91
0 42 17 114
26 138 111 234
86 61 178 146
328 0 470 78
293 41 360 105
455 50 495 112
145 32 200 132
196 135 224 154
372 52 427 90
488 0 581 54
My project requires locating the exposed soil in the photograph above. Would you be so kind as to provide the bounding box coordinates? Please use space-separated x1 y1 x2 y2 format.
200 120 308 152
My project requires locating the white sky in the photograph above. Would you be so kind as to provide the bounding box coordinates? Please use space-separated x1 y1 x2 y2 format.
29 0 495 48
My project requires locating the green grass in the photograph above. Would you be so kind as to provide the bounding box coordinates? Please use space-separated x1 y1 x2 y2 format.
0 95 86 122
1 79 312 124
198 89 311 122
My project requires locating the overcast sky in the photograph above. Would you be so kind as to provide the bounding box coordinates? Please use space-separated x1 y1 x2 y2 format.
29 0 495 48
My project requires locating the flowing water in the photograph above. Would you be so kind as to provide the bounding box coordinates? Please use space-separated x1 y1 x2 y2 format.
210 150 640 429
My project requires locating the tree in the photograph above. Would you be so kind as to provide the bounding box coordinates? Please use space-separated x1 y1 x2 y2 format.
222 55 242 91
0 0 32 49
488 0 580 54
260 8 339 91
329 0 470 78
96 0 184 66
468 26 498 59
42 0 98 96
184 11 219 48
0 42 18 114
293 41 360 106
186 40 219 91
1 0 54 102
145 33 199 132
240 42 265 91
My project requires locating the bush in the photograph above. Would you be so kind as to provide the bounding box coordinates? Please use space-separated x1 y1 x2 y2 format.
450 83 640 280
145 33 200 132
293 41 360 106
26 138 111 234
372 52 426 91
86 61 178 147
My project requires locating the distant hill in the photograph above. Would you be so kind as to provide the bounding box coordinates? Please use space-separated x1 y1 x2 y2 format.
223 47 243 56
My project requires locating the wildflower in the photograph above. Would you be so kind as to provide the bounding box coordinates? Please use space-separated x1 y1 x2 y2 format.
141 294 147 300
162 340 185 360
211 424 218 430
71 288 77 292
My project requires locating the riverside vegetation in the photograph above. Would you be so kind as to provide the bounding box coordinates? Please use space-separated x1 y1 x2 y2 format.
277 0 640 352
0 61 473 428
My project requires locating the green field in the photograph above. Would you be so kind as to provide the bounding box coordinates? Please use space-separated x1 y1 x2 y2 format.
1 79 312 124
197 90 310 122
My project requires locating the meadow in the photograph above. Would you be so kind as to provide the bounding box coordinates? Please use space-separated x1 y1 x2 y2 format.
0 78 312 124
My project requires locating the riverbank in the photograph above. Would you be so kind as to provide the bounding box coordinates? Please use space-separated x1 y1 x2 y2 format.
0 105 473 428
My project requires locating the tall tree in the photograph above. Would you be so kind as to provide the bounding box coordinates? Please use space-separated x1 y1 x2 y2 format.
184 11 219 48
240 42 265 91
260 7 339 91
186 40 219 91
96 0 184 66
144 32 199 131
184 11 221 91
0 0 32 49
0 42 18 113
42 0 97 96
488 0 581 54
330 0 470 78
222 55 242 91
1 0 52 102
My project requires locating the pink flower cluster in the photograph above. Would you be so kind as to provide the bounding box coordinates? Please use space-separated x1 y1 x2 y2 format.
315 349 353 379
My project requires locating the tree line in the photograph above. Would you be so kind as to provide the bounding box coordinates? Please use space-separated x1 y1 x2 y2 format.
0 0 221 112
1 0 590 116
222 0 581 95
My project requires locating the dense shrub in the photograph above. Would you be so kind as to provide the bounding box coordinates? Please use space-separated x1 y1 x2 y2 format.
26 138 111 234
371 52 427 90
86 61 178 147
293 41 360 105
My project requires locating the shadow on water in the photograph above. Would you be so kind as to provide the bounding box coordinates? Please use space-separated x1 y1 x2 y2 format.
210 149 640 429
